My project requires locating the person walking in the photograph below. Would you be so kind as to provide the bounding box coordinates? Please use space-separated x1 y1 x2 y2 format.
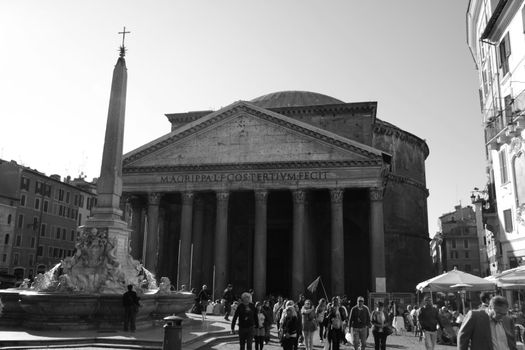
457 295 517 350
231 292 258 350
370 301 390 350
315 298 328 344
281 305 301 350
223 283 235 321
418 296 442 350
122 284 140 332
198 284 211 321
254 301 267 350
301 299 317 350
326 297 347 350
349 296 371 350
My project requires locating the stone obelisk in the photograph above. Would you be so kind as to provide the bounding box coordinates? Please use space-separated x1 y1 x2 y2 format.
80 30 138 292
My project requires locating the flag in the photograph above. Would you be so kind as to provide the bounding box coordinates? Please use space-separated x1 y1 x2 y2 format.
307 276 321 293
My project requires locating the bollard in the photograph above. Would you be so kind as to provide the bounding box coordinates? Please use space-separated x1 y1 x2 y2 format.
163 315 183 350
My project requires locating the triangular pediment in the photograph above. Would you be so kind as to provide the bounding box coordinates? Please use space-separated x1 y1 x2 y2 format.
123 101 386 169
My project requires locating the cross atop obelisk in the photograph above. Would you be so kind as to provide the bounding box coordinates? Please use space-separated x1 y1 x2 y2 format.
118 26 130 58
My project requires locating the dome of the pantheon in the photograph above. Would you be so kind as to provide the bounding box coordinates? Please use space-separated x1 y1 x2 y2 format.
250 91 344 109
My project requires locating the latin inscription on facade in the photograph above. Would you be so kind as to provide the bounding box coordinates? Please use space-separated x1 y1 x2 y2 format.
160 171 329 184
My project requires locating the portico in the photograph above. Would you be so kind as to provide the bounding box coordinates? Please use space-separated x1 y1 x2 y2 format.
122 100 391 299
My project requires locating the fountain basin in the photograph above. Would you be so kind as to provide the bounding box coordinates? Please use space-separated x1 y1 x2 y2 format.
0 289 195 330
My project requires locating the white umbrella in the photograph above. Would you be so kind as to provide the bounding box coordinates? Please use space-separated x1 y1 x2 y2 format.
416 267 496 293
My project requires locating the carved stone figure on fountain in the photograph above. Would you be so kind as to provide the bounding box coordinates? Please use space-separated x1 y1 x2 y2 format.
157 277 173 295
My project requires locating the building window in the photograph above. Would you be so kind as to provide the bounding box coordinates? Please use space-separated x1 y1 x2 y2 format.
70 230 75 241
78 213 82 226
43 200 49 213
498 32 511 76
30 236 35 248
32 217 38 231
58 189 64 202
44 184 51 197
2 254 6 262
4 234 9 245
499 150 508 184
7 214 12 225
35 181 43 194
464 240 469 248
504 209 513 233
28 254 33 266
37 246 43 257
20 194 26 206
17 214 23 228
40 223 46 237
56 227 61 239
53 248 58 258
451 239 456 249
465 251 470 259
15 235 21 246
20 177 30 190
62 228 66 240
66 192 70 204
48 247 53 257
79 195 84 208
13 253 19 265
74 195 78 206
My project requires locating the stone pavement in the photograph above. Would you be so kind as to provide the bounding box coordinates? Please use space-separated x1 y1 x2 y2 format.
0 313 236 349
208 331 455 350
0 314 459 349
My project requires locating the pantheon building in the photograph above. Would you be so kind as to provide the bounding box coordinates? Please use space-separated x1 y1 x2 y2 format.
121 91 432 300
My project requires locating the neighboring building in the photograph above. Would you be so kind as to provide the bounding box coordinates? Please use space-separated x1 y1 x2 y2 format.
120 90 432 299
438 205 482 276
467 0 525 272
0 159 97 282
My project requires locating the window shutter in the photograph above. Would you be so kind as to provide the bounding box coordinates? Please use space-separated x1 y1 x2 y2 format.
505 32 511 57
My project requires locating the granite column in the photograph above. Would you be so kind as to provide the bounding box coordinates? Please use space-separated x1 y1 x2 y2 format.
292 190 306 299
253 190 268 301
145 192 161 273
214 191 230 299
330 188 345 296
178 191 194 288
370 187 386 292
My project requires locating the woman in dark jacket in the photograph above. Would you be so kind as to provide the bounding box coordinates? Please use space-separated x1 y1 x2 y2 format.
281 305 301 350
371 301 391 350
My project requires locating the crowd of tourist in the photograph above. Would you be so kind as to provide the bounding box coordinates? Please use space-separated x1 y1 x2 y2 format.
186 285 524 350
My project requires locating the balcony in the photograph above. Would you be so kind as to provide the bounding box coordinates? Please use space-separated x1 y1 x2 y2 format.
485 89 525 148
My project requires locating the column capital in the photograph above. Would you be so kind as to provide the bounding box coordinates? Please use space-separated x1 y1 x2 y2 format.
369 187 384 201
128 194 144 207
292 189 306 204
194 195 204 209
148 192 162 205
330 188 344 203
182 191 194 204
254 190 268 203
216 191 230 202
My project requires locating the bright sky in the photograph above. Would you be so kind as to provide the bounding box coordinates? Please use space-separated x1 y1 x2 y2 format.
0 0 484 236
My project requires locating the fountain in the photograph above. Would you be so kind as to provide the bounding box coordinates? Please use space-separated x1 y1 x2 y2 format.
0 225 194 330
0 37 194 330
